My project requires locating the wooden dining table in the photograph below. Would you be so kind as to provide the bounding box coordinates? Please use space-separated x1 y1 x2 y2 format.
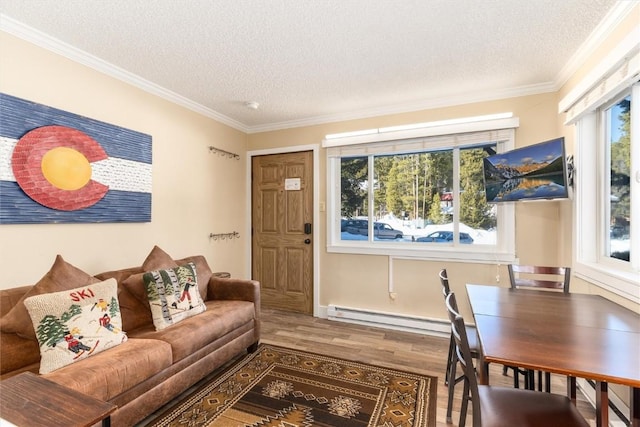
465 283 640 427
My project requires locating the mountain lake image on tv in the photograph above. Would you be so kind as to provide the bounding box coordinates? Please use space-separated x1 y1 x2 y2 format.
483 137 568 203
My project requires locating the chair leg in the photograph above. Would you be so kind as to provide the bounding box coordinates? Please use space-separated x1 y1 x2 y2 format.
537 370 543 391
459 375 470 427
445 334 455 386
527 369 535 390
446 349 457 423
567 376 577 405
545 372 551 393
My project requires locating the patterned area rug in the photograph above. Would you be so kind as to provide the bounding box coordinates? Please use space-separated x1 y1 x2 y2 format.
150 344 437 427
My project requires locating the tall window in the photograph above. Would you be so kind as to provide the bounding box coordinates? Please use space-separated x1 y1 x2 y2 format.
573 83 639 300
325 117 517 263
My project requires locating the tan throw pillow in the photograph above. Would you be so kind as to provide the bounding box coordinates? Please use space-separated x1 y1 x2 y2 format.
142 245 178 271
23 278 128 374
121 273 150 307
143 263 206 330
0 255 99 340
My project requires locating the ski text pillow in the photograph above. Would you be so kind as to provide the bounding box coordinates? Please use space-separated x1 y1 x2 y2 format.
24 278 128 374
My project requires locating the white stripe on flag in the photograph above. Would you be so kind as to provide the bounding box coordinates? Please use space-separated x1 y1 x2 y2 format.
0 136 151 193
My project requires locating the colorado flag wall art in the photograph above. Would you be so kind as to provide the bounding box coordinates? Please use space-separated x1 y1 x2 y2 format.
0 93 152 223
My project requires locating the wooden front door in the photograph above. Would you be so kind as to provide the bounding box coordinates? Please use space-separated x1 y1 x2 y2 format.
252 151 313 314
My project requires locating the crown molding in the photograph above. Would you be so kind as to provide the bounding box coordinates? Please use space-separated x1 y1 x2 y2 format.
554 1 638 90
0 14 249 133
245 82 555 134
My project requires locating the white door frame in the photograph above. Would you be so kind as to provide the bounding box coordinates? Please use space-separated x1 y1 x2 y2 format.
246 144 320 317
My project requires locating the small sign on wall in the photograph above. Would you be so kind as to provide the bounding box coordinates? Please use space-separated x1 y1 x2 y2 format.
284 178 301 191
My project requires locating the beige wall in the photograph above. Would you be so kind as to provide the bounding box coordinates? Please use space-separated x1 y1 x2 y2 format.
248 93 568 320
0 32 249 286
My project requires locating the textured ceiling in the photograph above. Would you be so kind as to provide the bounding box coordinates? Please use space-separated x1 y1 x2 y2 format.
0 0 621 132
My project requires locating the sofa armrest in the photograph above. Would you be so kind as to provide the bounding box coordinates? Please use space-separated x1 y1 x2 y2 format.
208 277 260 303
207 277 261 344
1 332 41 375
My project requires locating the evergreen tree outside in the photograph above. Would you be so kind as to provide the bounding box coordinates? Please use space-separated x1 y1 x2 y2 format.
460 147 496 229
374 156 394 217
610 97 631 223
428 193 447 224
385 160 407 217
340 157 368 217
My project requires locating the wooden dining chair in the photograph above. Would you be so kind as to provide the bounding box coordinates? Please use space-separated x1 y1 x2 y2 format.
504 264 571 392
445 292 589 427
439 269 480 423
508 264 571 293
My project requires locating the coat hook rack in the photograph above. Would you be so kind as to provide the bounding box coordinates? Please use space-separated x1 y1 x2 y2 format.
208 145 240 160
209 231 240 241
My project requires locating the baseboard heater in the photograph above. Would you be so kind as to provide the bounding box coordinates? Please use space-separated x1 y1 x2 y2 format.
326 304 450 337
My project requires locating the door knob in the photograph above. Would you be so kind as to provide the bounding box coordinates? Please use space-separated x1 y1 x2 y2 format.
304 239 311 244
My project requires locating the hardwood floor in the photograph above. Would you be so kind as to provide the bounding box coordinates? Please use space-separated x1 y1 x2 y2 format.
260 308 597 427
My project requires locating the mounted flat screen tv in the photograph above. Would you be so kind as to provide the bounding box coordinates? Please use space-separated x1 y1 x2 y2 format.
482 137 569 203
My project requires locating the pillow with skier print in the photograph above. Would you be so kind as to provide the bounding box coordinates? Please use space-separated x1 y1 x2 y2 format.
142 262 206 331
24 278 128 374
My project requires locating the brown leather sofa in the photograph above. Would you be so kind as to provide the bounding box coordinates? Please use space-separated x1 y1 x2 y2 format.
0 249 260 426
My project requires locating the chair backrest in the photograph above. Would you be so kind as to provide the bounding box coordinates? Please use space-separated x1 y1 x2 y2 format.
445 292 481 426
508 264 571 293
439 268 451 299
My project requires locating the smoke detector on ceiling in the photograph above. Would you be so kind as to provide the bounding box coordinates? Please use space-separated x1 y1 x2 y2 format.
245 101 260 110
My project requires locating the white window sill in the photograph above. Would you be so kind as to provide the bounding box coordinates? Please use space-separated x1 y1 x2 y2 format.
574 261 640 304
327 243 516 264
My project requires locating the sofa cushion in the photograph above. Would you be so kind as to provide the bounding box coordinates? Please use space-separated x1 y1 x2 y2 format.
44 338 173 402
0 255 99 340
129 299 255 363
143 263 206 330
24 278 128 374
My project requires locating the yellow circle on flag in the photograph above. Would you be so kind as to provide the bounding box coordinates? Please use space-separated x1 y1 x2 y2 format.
41 147 92 191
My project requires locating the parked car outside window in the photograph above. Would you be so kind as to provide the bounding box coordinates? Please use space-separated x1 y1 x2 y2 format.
371 222 404 239
416 230 474 244
344 220 403 239
343 219 368 234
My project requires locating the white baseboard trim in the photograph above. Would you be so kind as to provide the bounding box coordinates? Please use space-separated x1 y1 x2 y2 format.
323 304 450 338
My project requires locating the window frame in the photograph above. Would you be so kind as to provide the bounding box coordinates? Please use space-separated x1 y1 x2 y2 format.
324 115 518 263
573 83 639 302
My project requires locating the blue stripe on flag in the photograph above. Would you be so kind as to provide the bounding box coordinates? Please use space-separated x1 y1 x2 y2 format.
0 93 151 163
0 182 151 224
